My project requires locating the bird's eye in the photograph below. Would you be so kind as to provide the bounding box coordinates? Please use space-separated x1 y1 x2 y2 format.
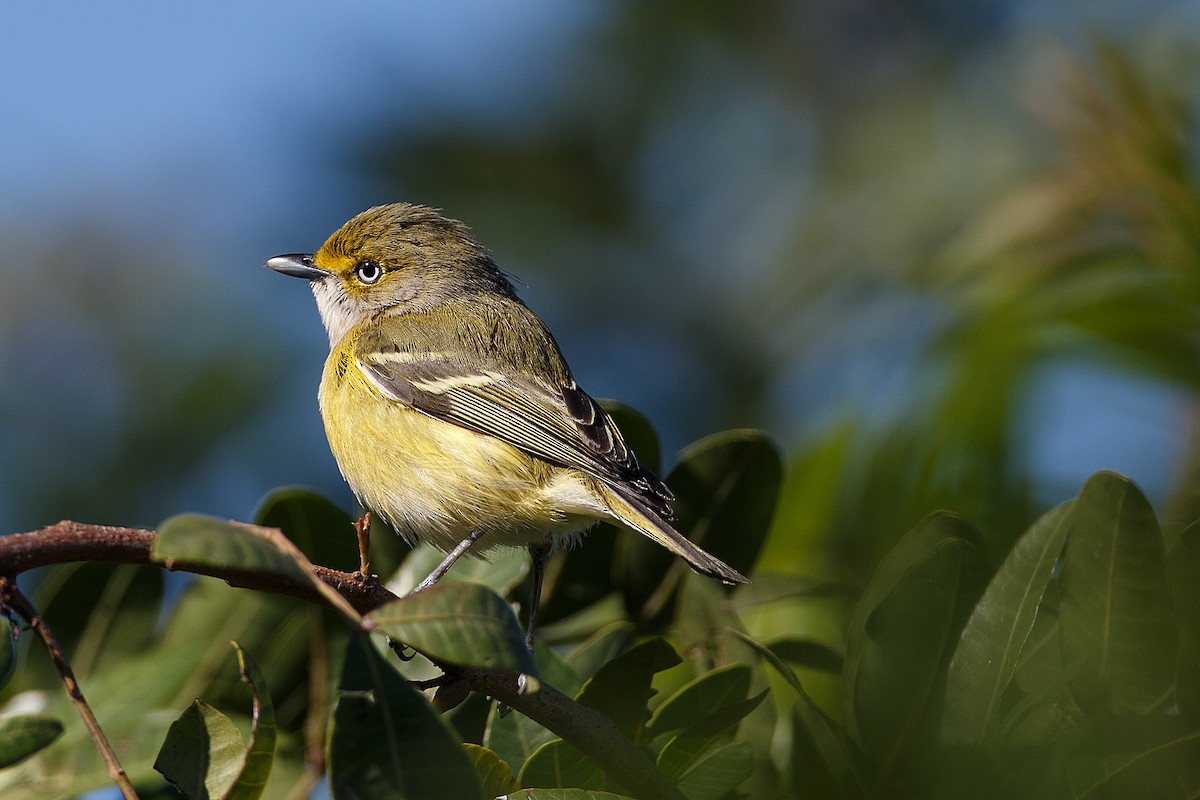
353 259 383 285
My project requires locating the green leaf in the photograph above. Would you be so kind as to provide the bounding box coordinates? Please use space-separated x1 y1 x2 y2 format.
252 486 360 573
1060 471 1178 714
366 583 537 675
731 629 862 796
328 635 484 800
152 643 275 800
0 715 64 768
254 486 412 579
655 690 766 782
393 543 531 598
483 641 579 772
943 500 1074 745
768 638 844 674
0 624 14 691
484 703 556 778
19 563 163 689
564 622 635 681
673 740 754 800
575 638 681 743
463 744 518 797
670 430 782 575
843 512 990 778
502 791 635 800
228 644 275 800
518 739 606 790
153 514 306 580
1166 520 1200 722
1065 716 1200 800
154 700 247 799
620 430 781 625
647 664 751 736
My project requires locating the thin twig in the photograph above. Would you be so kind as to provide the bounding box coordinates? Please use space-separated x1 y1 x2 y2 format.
0 577 140 800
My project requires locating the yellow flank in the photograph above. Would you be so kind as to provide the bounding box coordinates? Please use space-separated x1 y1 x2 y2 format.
318 335 603 552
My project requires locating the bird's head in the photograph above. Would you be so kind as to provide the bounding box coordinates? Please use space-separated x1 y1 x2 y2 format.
267 203 514 347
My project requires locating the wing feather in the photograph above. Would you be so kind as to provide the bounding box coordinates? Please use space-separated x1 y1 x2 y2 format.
358 351 675 519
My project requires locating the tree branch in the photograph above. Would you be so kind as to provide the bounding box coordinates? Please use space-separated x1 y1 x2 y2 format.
1 522 396 613
1 521 685 800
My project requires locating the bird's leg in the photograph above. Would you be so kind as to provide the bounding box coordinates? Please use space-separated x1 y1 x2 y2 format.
353 512 372 575
412 530 485 594
525 543 551 652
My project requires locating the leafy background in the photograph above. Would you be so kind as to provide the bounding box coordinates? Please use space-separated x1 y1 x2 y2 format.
2 1 1200 798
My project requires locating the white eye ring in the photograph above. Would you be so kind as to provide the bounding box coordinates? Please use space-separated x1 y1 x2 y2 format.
354 259 383 285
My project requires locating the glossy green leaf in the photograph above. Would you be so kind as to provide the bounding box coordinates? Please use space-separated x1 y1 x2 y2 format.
575 638 681 742
1060 471 1178 714
484 701 556 777
391 544 530 598
655 690 766 782
1166 520 1200 721
482 640 581 771
768 638 844 674
1002 604 1078 746
252 486 360 574
366 582 537 675
255 486 411 578
0 715 64 768
1065 716 1200 800
731 629 862 795
328 635 484 800
228 645 275 800
153 514 306 580
620 430 781 625
152 643 275 800
669 430 782 575
564 622 635 681
19 563 163 690
518 739 606 790
673 740 754 800
943 500 1074 745
501 791 634 800
647 664 751 736
532 640 585 698
154 700 246 799
843 512 990 778
463 744 518 797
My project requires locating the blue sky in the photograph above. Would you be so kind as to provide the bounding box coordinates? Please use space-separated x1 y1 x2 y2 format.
0 1 595 237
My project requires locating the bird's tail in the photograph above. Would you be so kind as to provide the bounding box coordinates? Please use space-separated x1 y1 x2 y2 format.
598 484 749 585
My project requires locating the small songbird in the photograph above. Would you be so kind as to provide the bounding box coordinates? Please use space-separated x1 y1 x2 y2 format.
267 203 747 643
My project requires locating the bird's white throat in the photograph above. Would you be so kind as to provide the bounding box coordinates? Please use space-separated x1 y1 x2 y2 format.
311 279 362 350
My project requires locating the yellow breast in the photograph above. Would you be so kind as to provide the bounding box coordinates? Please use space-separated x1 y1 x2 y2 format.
317 346 602 552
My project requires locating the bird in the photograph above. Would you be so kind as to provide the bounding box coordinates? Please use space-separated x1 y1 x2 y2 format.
266 203 748 646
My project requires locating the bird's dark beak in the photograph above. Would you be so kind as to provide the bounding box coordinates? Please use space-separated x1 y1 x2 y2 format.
266 253 329 281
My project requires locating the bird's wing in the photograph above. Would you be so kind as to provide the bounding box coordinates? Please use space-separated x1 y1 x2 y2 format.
356 347 675 518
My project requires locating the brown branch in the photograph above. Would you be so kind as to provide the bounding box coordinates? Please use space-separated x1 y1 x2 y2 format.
0 577 139 800
1 521 686 800
1 522 396 613
467 668 687 800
